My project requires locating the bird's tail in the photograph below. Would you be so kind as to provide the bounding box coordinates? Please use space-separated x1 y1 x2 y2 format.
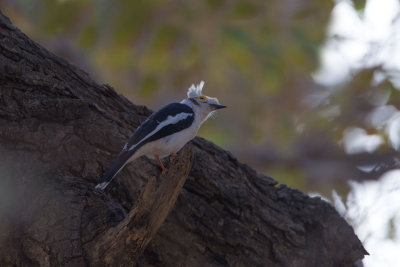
95 154 131 190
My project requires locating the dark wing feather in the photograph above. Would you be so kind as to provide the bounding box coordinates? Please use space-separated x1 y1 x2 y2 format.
96 102 194 190
121 103 194 154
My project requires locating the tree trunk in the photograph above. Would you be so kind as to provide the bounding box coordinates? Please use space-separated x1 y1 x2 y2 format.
0 11 367 267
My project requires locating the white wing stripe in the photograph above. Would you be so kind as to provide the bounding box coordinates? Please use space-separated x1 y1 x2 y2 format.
128 112 193 151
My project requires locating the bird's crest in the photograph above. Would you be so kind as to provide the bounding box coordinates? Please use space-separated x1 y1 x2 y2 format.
187 81 205 98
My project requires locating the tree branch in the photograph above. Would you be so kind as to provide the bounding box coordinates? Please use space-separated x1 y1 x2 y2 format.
85 147 193 265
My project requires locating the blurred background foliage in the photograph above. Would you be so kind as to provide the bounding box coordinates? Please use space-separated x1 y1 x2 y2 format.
1 0 392 196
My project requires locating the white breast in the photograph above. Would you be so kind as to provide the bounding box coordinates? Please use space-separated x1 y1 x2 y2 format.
133 120 199 159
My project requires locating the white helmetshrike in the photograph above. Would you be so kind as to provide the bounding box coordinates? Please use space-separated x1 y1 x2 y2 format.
95 81 226 190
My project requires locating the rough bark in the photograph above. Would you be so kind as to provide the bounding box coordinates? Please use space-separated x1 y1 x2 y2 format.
86 146 194 265
0 11 367 267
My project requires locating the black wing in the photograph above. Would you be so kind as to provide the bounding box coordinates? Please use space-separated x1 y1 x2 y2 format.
121 102 195 154
96 103 194 190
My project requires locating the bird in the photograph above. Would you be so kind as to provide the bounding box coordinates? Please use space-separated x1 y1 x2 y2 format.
95 81 226 190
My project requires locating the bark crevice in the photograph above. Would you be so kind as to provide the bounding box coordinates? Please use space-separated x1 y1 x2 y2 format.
84 147 194 265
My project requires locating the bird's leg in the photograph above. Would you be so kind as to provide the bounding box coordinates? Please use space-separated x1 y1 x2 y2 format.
169 152 178 163
154 155 168 174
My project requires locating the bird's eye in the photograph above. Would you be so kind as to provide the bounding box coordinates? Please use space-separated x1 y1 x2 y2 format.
197 96 207 101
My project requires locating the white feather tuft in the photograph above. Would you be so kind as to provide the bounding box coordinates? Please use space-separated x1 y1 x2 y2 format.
187 81 205 98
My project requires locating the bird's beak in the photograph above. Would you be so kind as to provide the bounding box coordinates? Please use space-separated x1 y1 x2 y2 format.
209 103 227 110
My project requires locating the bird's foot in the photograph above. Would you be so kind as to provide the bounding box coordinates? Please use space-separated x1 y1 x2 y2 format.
155 154 169 174
169 152 178 163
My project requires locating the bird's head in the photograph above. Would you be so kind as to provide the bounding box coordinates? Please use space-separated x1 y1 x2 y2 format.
184 81 226 122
